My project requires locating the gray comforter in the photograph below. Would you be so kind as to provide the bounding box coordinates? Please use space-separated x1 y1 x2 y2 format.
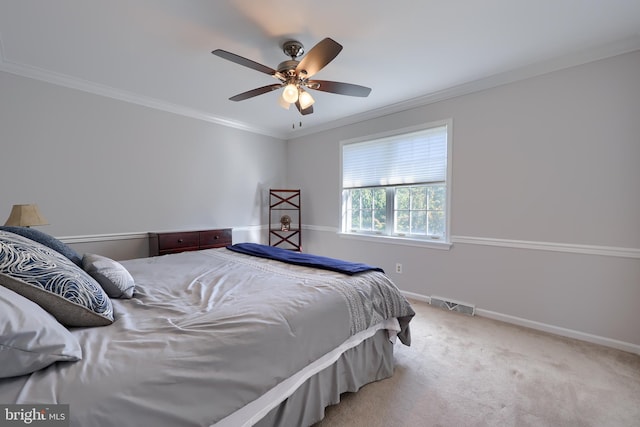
0 248 414 426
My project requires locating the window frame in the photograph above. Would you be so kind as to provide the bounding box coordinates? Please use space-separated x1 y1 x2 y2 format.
339 119 453 249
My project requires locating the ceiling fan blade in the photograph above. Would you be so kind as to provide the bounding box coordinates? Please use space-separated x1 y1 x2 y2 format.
229 84 282 101
307 80 371 97
295 38 342 78
212 49 276 75
295 101 314 115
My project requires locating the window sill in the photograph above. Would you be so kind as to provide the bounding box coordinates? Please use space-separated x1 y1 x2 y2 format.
337 232 452 250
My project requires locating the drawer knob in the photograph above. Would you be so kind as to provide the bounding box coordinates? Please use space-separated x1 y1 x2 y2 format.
177 238 184 243
215 235 219 239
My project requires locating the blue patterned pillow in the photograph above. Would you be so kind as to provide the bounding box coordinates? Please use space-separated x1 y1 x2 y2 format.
0 226 82 267
0 231 113 327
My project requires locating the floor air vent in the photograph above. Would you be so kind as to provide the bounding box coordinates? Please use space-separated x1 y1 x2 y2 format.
430 296 476 316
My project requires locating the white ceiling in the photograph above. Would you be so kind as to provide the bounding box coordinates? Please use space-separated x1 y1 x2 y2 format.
1 1 639 139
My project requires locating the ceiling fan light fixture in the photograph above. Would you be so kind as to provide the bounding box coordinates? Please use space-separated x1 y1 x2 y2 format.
213 37 371 117
282 83 299 103
278 94 291 110
298 89 315 110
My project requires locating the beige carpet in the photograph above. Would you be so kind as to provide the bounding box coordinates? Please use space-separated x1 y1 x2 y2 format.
315 299 640 427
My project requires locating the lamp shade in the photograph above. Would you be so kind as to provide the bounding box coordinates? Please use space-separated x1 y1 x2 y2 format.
4 204 49 227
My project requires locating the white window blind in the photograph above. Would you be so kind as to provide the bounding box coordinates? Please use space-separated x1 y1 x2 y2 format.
342 125 447 188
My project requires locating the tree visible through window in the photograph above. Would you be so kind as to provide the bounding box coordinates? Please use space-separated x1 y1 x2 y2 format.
348 188 386 232
394 185 446 236
341 121 451 242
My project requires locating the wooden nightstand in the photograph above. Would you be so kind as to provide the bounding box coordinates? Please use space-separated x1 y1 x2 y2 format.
148 228 232 256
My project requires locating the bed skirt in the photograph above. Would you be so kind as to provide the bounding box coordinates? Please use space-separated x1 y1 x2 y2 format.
256 328 394 426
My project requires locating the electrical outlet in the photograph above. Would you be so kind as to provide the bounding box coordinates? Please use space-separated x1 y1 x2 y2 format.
395 263 402 274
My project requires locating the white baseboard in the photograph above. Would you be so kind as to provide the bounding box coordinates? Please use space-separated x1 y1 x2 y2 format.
401 290 431 303
401 290 640 356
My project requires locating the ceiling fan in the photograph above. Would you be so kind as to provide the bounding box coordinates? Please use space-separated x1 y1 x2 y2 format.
212 38 371 116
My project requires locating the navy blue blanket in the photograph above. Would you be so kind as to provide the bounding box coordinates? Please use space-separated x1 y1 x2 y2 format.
226 243 384 276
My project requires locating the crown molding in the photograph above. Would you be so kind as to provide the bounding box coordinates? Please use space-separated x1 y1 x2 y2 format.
287 36 640 139
0 34 284 139
2 32 639 141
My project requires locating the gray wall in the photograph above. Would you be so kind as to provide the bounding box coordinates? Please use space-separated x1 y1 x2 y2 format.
287 50 640 350
2 50 639 352
0 70 287 257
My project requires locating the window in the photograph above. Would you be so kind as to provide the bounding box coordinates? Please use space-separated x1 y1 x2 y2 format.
341 121 451 243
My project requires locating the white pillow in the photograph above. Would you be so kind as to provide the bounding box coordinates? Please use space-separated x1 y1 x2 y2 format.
82 254 135 299
0 285 82 378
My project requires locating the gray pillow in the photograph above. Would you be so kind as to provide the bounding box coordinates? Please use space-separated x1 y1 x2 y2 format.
0 231 113 327
83 253 135 298
0 226 82 266
0 285 82 378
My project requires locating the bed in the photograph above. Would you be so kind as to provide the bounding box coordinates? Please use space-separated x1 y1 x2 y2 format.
0 228 414 426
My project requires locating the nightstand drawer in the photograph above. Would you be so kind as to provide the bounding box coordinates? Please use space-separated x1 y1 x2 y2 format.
157 232 199 253
200 229 232 249
148 228 233 256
